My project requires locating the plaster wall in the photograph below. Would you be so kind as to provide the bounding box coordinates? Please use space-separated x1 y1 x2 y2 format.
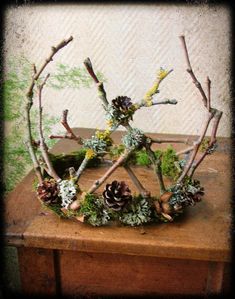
4 3 231 137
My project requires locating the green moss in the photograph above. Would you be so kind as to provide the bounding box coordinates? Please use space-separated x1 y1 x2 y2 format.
79 193 112 226
160 146 180 180
109 144 125 160
48 149 101 178
42 203 68 219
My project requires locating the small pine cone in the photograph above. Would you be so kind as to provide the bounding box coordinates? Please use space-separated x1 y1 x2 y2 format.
103 180 132 211
37 178 59 205
112 96 133 113
192 190 204 202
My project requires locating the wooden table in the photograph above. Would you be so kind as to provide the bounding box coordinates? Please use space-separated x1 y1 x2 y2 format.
5 128 232 297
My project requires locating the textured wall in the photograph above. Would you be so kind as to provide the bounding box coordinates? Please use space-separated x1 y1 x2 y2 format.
4 3 231 137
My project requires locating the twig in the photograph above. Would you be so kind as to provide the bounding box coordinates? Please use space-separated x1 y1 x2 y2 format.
136 98 177 109
123 164 150 198
145 144 166 194
75 157 90 181
143 69 173 104
179 35 208 108
38 74 61 181
177 35 223 184
176 145 194 156
151 137 189 144
189 110 222 177
24 141 43 184
88 149 133 194
84 57 109 107
177 111 214 183
206 76 211 111
25 36 73 183
60 109 83 144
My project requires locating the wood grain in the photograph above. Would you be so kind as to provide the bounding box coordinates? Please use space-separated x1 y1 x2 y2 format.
17 247 56 296
59 250 210 296
5 129 231 263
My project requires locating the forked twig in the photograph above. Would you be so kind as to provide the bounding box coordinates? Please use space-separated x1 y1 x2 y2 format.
177 36 222 183
25 36 73 183
50 110 83 144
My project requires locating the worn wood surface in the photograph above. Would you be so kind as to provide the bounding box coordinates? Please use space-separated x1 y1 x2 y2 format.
5 128 232 262
17 247 57 296
59 250 210 296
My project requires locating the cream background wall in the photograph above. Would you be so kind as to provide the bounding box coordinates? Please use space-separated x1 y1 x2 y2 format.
4 3 231 137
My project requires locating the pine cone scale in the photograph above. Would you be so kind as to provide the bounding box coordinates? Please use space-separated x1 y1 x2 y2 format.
103 180 132 211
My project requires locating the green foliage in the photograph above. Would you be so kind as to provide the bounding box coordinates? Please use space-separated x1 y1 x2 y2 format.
160 146 180 180
79 193 111 226
47 63 106 90
3 56 105 193
135 149 152 166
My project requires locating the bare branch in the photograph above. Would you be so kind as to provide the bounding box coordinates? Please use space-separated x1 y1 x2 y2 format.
151 137 189 144
177 111 214 184
176 145 194 156
25 36 73 184
123 164 150 198
38 74 61 181
60 110 83 144
179 35 208 108
88 149 133 194
84 57 109 107
207 76 211 111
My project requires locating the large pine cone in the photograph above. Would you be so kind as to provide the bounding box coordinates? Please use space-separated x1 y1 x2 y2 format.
37 178 59 205
103 180 132 211
112 96 133 114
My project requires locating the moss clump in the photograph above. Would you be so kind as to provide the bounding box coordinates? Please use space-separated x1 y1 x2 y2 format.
78 193 111 226
160 146 180 180
49 149 101 178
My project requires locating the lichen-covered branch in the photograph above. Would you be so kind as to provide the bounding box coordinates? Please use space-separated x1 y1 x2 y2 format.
189 110 222 178
84 57 109 107
177 111 214 184
38 74 61 181
143 68 173 105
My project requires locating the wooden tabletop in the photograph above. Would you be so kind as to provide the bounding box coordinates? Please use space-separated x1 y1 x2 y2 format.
5 128 232 262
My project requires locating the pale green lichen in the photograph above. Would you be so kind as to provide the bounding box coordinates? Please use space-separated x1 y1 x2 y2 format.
119 196 152 226
122 128 145 149
59 179 78 208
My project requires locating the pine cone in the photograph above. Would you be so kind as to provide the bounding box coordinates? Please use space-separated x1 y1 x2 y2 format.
112 96 133 114
103 180 132 211
37 178 59 205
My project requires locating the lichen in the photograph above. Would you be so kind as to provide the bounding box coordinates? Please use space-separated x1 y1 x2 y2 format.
59 179 78 208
